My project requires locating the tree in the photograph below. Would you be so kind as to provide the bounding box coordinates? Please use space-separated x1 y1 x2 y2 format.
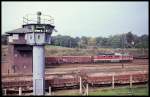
50 33 148 49
108 35 122 48
126 32 134 43
80 36 88 48
135 34 148 48
101 37 109 47
88 37 96 47
125 32 137 48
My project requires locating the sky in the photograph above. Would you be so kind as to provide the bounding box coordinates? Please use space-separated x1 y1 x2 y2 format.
2 1 148 37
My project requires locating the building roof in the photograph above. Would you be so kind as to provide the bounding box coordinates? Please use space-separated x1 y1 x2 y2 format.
6 28 32 34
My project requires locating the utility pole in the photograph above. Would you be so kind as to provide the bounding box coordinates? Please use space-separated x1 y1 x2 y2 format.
59 41 61 46
70 40 72 48
122 33 124 69
79 42 80 49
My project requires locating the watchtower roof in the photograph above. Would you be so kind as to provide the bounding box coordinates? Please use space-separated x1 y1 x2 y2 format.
6 28 32 34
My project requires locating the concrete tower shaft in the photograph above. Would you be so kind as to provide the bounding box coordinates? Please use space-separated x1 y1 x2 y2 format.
33 46 45 95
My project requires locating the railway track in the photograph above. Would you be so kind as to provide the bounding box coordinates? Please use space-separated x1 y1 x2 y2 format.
46 59 148 68
2 65 147 81
2 71 148 87
2 59 148 95
2 59 148 80
2 72 148 96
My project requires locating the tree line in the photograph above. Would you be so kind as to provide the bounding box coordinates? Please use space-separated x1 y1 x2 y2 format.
51 32 148 48
1 32 148 48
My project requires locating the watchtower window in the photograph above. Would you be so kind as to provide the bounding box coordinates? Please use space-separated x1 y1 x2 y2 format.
28 25 32 29
13 34 19 40
30 35 32 39
45 35 48 41
38 35 40 39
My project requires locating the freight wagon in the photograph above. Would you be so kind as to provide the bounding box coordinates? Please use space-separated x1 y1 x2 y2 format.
62 56 92 64
45 53 133 65
45 56 92 65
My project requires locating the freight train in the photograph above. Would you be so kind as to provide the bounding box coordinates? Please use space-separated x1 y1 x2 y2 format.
45 53 133 65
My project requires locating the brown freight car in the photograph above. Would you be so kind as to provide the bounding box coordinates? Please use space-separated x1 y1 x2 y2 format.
62 56 92 64
45 56 92 65
45 56 63 65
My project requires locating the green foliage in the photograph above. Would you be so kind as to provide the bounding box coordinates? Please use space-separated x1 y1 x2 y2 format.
89 85 148 96
51 84 148 96
51 35 79 48
50 32 148 49
135 35 149 48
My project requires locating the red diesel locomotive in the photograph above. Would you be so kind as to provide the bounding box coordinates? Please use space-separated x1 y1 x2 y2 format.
93 53 133 63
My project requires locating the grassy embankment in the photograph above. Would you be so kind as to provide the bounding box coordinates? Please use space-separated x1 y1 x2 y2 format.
89 85 148 96
45 45 148 56
50 84 148 96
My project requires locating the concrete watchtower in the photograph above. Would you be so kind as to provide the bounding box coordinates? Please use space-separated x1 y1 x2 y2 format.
23 11 55 95
6 11 55 95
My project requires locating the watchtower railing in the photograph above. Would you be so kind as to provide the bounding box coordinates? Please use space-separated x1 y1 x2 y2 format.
23 14 54 25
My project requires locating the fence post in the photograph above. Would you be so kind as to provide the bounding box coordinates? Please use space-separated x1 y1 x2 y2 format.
130 75 132 88
3 89 7 95
19 87 22 95
79 76 82 95
86 83 88 95
49 86 51 95
112 74 115 89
